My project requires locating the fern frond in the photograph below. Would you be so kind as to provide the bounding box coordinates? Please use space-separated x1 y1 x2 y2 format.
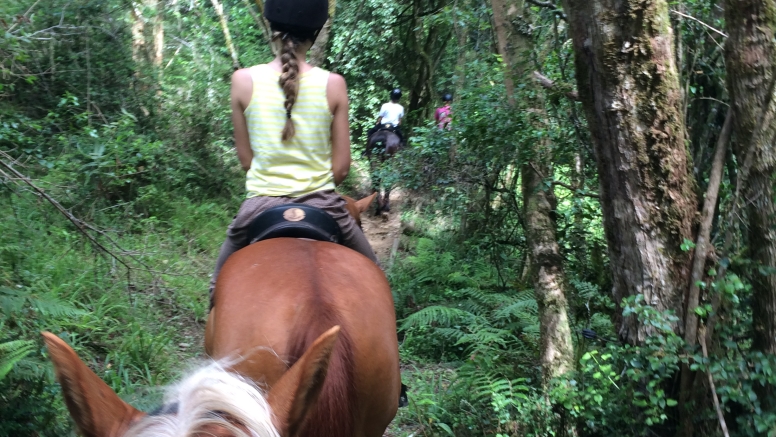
400 305 480 330
492 293 538 320
457 326 514 348
572 279 599 300
0 340 35 380
28 294 85 318
0 287 27 315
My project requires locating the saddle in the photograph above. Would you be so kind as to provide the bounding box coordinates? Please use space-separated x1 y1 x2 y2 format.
245 204 343 245
376 123 398 133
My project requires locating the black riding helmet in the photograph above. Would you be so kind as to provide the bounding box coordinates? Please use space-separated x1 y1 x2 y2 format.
264 0 329 40
390 88 402 100
442 93 452 102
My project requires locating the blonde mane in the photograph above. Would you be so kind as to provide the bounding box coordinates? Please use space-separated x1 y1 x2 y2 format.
124 362 280 437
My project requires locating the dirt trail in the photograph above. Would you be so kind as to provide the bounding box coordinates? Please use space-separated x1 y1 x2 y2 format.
362 189 404 268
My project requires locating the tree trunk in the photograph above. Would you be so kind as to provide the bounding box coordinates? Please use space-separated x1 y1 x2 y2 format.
725 0 776 357
491 0 575 382
244 0 272 44
309 0 337 67
131 2 146 74
523 160 575 380
490 0 515 105
561 0 697 343
151 0 163 68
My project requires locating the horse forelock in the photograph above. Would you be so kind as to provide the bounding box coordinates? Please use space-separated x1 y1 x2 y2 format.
125 363 280 437
286 275 357 437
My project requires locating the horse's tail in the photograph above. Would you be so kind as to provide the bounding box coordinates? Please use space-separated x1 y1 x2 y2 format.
287 306 356 437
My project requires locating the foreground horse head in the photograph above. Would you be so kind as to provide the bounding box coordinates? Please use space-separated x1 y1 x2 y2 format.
42 326 340 437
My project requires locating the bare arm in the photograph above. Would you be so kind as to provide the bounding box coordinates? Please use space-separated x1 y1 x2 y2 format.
327 73 351 185
231 69 253 172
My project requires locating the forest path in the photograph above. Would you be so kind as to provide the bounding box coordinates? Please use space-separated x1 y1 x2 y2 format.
361 189 404 268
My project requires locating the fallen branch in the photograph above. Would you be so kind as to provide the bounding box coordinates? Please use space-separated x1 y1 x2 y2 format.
0 155 133 273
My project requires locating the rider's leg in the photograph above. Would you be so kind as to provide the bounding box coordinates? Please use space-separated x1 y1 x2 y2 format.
303 190 380 265
395 126 404 144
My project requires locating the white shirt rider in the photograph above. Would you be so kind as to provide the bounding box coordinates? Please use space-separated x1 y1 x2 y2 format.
378 102 404 126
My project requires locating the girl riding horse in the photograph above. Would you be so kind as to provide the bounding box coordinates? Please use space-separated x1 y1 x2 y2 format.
209 0 379 302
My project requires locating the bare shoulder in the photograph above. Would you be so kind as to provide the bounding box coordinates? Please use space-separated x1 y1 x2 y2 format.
327 73 348 95
231 68 252 86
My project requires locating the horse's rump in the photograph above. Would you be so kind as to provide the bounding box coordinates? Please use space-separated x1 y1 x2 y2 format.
209 238 400 436
368 130 401 157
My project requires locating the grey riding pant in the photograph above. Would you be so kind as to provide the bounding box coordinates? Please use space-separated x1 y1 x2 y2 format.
209 190 378 298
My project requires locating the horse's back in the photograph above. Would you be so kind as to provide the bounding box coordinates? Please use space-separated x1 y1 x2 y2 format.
208 238 399 436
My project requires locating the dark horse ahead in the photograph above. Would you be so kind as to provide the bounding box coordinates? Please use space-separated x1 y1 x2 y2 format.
365 126 401 214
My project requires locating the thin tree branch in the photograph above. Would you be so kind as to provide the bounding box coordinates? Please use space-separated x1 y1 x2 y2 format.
552 180 599 198
684 111 731 341
0 155 132 272
242 0 271 44
699 326 731 437
526 0 567 20
7 0 43 33
210 0 240 70
669 9 727 38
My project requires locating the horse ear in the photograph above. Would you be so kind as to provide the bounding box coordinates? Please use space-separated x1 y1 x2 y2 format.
355 192 378 214
42 332 144 437
267 326 340 437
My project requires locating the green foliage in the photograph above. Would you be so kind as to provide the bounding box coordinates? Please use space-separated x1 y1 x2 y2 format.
552 295 683 435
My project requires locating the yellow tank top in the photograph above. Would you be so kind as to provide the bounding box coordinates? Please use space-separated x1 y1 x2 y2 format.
244 64 335 198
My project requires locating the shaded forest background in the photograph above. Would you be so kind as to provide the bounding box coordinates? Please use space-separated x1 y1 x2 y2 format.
2 0 776 436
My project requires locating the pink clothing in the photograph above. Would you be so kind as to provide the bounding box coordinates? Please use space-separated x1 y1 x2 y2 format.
435 104 452 130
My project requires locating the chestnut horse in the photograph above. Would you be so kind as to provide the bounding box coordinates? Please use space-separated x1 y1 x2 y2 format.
43 194 400 437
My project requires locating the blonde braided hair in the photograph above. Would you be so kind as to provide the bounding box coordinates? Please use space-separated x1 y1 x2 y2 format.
274 31 301 142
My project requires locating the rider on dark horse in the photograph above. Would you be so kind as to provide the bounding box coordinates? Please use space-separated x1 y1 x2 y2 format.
367 88 405 146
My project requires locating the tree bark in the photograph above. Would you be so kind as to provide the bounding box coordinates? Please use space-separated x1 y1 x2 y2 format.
561 0 697 343
309 0 337 67
725 0 776 357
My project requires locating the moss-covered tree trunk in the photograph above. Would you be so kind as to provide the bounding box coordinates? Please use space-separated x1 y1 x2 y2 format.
491 0 575 381
561 0 697 343
522 159 575 380
725 0 776 357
